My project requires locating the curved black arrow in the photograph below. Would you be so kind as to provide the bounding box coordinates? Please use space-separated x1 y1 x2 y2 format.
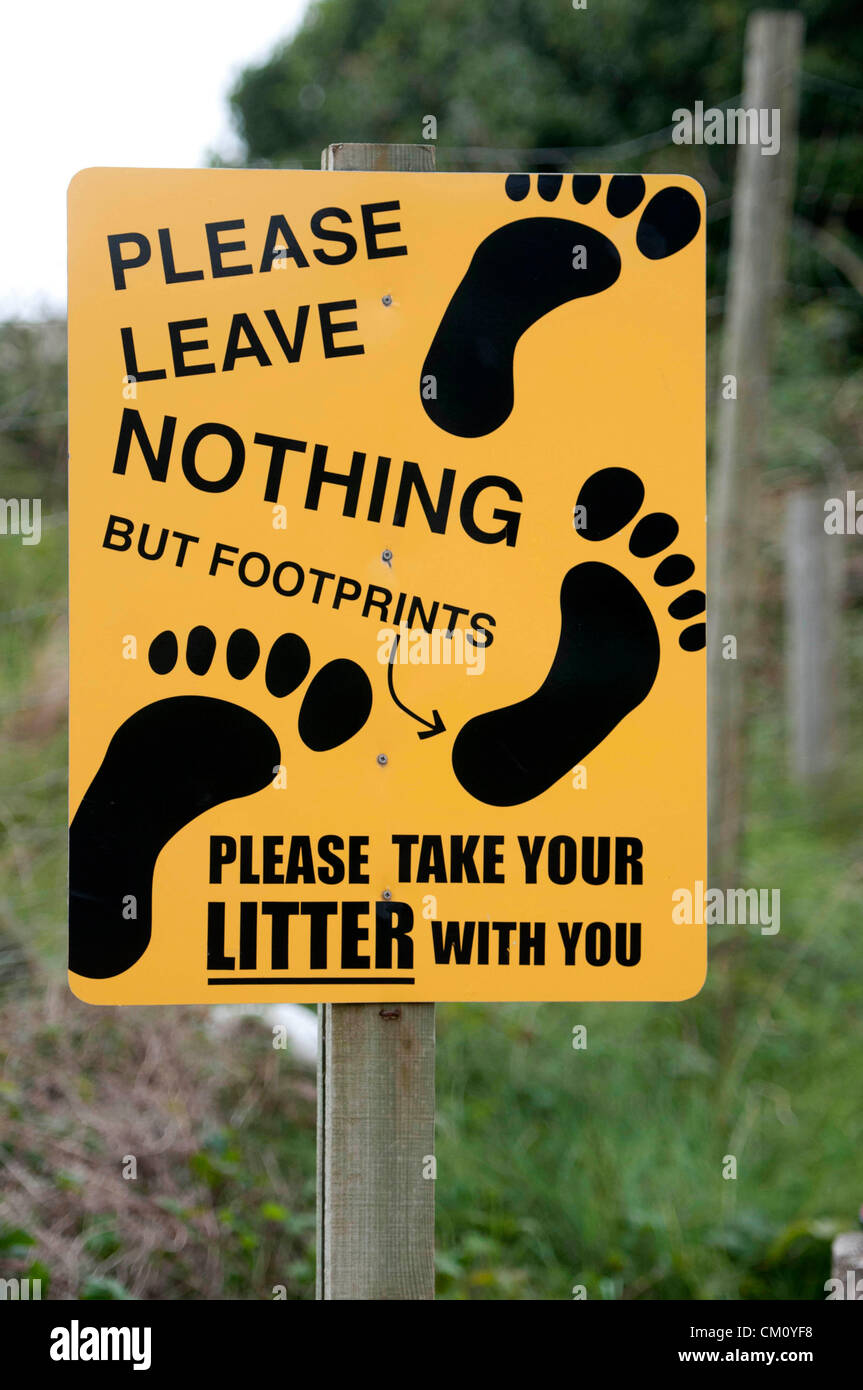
387 634 446 739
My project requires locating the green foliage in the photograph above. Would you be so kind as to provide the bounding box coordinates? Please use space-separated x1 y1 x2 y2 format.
80 1277 135 1300
230 1 856 162
225 1 863 311
0 319 67 507
83 1220 123 1261
0 1224 36 1257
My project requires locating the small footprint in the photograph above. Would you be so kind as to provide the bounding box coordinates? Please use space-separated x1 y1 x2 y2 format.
451 467 705 806
421 173 701 438
69 629 373 980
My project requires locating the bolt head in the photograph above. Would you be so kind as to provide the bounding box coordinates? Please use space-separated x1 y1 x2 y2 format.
377 753 388 766
382 888 393 900
382 293 393 306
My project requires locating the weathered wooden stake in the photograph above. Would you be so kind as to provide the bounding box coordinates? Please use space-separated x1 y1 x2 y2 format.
316 142 436 1301
784 489 841 783
707 9 804 883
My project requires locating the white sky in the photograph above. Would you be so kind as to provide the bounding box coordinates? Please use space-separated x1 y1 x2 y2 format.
0 0 310 318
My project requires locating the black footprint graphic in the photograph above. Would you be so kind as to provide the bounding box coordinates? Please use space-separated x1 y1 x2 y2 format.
69 697 279 979
421 173 701 438
70 629 374 980
147 625 373 750
299 658 373 751
451 468 704 806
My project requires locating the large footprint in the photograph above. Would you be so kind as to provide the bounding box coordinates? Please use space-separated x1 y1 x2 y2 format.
421 173 701 438
69 629 373 980
451 467 705 806
69 697 278 980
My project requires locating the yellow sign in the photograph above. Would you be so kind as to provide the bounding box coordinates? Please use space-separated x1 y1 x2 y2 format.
68 166 706 1004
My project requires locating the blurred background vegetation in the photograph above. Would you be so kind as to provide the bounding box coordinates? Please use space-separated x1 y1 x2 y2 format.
1 0 861 1298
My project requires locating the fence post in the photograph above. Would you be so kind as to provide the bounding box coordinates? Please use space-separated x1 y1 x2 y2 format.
707 9 804 880
316 142 436 1302
784 488 841 783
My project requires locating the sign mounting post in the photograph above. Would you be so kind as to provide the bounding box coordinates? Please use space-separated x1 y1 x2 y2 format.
316 142 436 1303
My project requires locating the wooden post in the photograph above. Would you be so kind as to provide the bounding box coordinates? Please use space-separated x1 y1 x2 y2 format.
784 489 840 783
316 142 436 1301
707 10 804 882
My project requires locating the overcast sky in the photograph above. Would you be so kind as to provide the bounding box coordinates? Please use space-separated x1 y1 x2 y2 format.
1 0 310 318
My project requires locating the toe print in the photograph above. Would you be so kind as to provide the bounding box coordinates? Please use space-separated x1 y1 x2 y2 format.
654 555 695 586
537 173 563 201
69 697 279 979
148 630 178 674
572 174 601 204
668 590 705 620
265 633 310 698
679 624 706 652
299 659 373 752
226 628 260 679
636 187 702 260
421 173 701 438
576 467 644 539
452 467 704 806
629 513 679 556
187 625 217 675
504 174 530 201
607 174 646 218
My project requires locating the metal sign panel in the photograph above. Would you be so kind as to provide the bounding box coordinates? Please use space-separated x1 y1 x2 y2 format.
68 166 705 1002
